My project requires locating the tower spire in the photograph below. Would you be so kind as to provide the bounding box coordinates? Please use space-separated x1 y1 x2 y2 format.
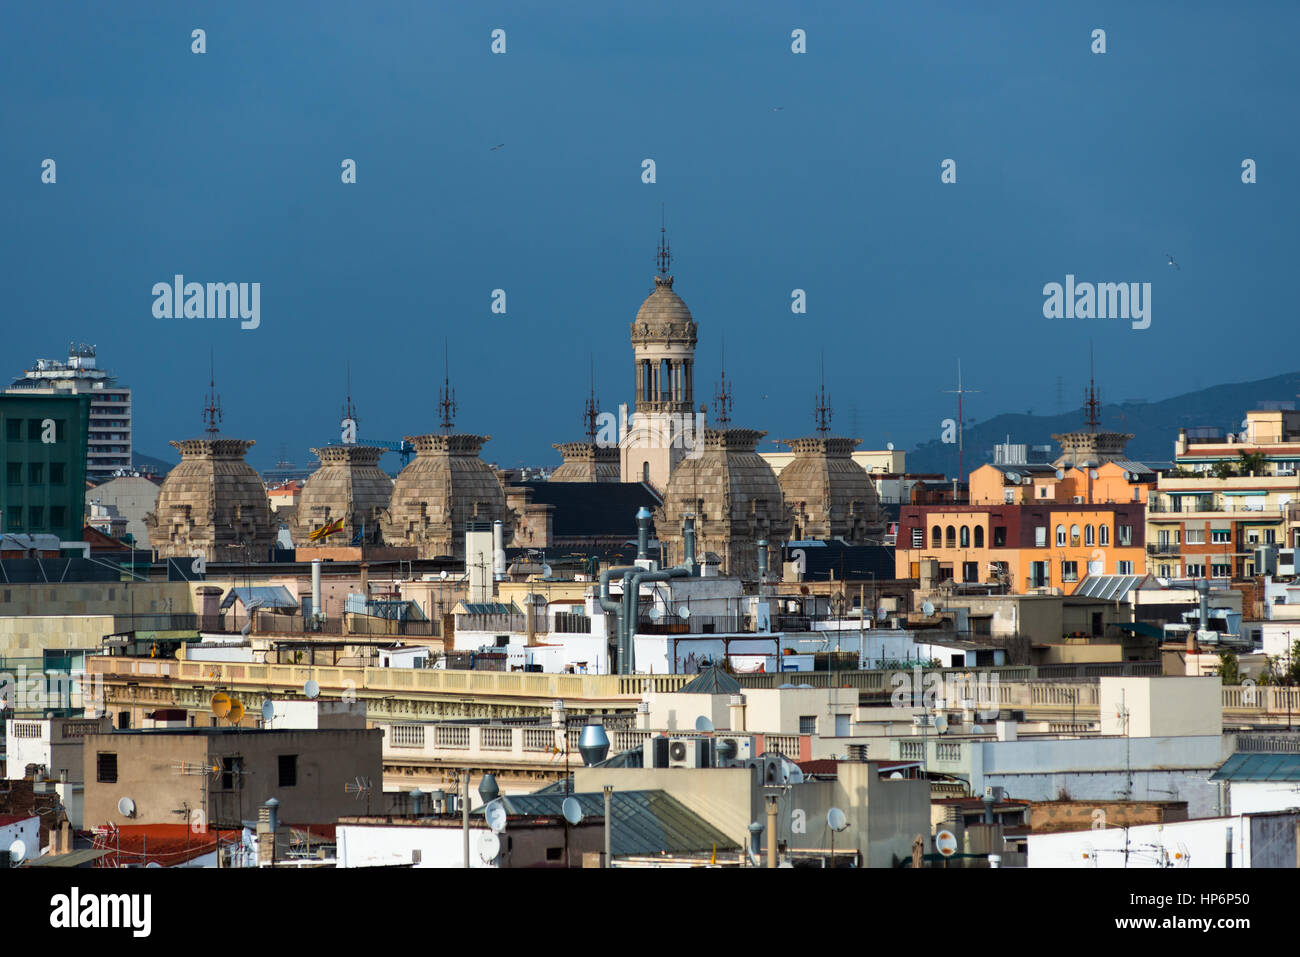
203 348 222 435
584 354 600 444
713 337 733 427
656 203 671 279
1083 342 1101 432
814 351 832 437
438 340 457 433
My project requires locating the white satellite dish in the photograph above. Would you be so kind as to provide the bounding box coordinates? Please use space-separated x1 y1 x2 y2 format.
304 679 320 700
117 796 136 817
261 700 275 723
827 807 848 832
1054 469 1064 480
439 570 448 581
1006 471 1020 484
677 606 691 619
648 606 662 621
921 601 935 616
561 797 584 826
694 715 714 733
542 564 553 578
479 831 501 862
888 771 904 780
484 799 508 834
886 442 895 451
146 861 162 868
8 838 27 864
1089 469 1099 480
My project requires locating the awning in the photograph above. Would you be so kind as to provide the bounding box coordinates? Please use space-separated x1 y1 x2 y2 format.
1115 621 1165 640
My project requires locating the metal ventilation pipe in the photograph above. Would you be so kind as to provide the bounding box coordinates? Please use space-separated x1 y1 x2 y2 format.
621 566 689 674
683 515 697 573
756 539 769 581
636 507 652 561
493 520 506 581
599 565 639 673
765 795 779 868
311 559 322 620
410 788 425 817
265 797 280 834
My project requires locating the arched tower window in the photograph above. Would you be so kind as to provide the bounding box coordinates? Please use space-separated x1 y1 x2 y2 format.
945 526 956 548
960 526 970 548
931 525 942 548
974 526 984 548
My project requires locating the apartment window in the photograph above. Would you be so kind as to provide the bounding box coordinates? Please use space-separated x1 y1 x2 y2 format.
1003 490 1014 504
28 463 43 484
1117 561 1134 575
1029 562 1049 587
974 527 984 548
546 847 563 862
1186 563 1205 577
993 526 1007 547
50 462 65 484
1056 525 1066 547
1211 530 1231 544
1212 563 1231 578
220 756 243 791
1070 524 1081 547
1085 525 1095 546
1038 486 1049 499
1266 529 1277 545
1117 525 1133 546
963 561 979 582
959 526 970 548
1099 525 1109 546
1185 528 1205 545
5 462 20 486
278 754 298 788
97 752 118 783
50 506 65 528
5 419 20 441
6 507 22 529
1061 561 1079 582
1247 533 1259 545
799 716 817 735
27 507 43 528
911 528 923 548
931 525 942 547
1159 564 1171 577
27 419 43 440
1034 526 1047 547
945 526 956 548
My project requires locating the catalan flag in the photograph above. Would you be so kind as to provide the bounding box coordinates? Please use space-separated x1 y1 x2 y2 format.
309 517 345 542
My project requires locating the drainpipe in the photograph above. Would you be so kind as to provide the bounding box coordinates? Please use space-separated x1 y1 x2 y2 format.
757 539 769 585
683 515 697 575
636 507 652 561
623 567 689 674
765 795 779 868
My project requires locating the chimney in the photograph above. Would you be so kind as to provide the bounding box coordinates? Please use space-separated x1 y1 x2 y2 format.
729 694 747 732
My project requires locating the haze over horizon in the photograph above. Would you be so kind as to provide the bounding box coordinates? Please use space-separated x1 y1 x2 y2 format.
4 1 1296 472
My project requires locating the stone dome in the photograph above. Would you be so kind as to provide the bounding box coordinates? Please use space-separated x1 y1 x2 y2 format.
292 445 394 546
655 428 789 580
379 434 514 559
778 437 884 543
144 438 276 561
634 275 694 326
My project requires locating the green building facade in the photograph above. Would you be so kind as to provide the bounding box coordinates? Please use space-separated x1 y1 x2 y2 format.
0 394 90 541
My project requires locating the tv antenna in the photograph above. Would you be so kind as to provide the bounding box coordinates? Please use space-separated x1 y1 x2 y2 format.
814 351 832 437
346 775 374 814
584 355 600 444
438 339 457 433
203 348 223 434
656 203 671 279
714 337 733 427
942 359 979 482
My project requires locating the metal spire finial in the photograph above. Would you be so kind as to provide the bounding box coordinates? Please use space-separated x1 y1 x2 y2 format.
438 340 457 433
1083 342 1101 432
814 351 832 437
656 203 671 279
713 337 733 427
342 361 358 429
203 348 223 435
584 354 600 444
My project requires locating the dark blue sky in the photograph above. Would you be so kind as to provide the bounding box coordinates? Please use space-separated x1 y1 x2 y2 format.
3 1 1295 472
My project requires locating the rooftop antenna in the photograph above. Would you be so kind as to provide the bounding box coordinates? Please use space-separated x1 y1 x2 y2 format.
203 348 223 435
584 354 600 444
438 339 457 433
656 202 671 279
714 337 733 427
942 359 979 482
814 351 832 437
1083 342 1101 432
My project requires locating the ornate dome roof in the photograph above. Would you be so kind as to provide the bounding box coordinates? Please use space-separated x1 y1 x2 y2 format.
293 445 393 546
634 275 694 326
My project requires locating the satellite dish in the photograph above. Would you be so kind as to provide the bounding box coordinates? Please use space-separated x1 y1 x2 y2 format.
8 838 27 864
888 771 904 780
677 606 691 619
479 831 501 862
117 796 136 817
1054 469 1064 480
694 715 714 733
439 570 448 580
1006 471 1019 484
648 607 662 621
304 680 320 700
886 442 895 451
261 700 275 723
146 861 162 868
827 807 848 832
484 799 508 834
876 607 887 621
227 699 245 724
921 601 935 616
542 564 553 578
935 829 958 858
562 797 584 826
210 692 231 718
1089 469 1099 480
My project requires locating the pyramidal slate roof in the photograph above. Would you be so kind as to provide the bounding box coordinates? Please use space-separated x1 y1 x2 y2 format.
679 663 741 694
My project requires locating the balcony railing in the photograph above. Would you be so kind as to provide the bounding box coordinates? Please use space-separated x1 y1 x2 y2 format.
1147 543 1182 555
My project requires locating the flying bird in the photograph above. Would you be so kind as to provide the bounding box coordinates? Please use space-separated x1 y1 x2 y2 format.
771 106 784 112
1167 254 1180 271
490 143 505 151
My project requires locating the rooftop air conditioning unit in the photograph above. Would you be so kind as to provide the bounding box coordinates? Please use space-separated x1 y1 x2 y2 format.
668 737 709 769
1073 496 1084 504
760 753 789 786
644 736 670 769
713 735 754 766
